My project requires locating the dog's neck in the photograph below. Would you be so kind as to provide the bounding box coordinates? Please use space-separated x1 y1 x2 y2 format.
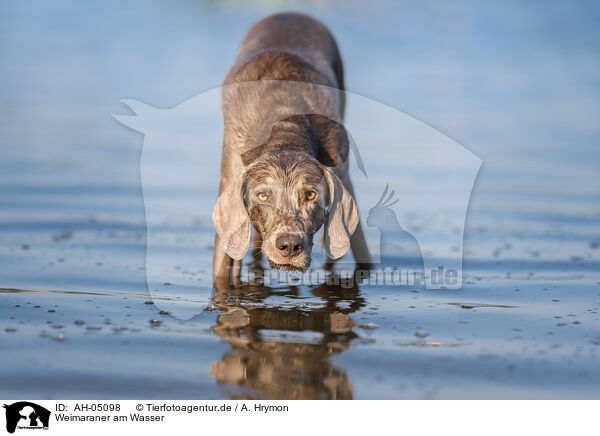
241 115 317 166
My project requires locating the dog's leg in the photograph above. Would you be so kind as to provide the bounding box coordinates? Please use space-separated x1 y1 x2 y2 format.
212 235 243 288
342 175 373 270
230 258 242 287
350 222 372 269
213 233 232 287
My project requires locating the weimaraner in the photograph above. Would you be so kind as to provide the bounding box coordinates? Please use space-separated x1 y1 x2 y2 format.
213 12 371 284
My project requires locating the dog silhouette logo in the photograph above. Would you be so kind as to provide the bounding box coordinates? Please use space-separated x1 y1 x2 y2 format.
3 402 50 434
114 81 481 318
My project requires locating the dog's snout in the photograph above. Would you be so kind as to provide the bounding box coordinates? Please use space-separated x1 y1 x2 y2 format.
275 234 304 258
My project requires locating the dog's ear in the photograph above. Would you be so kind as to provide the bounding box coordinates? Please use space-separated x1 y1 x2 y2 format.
212 178 251 260
311 115 349 167
323 169 359 259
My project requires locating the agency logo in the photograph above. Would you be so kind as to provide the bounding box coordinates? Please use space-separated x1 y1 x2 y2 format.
114 81 481 318
3 402 50 434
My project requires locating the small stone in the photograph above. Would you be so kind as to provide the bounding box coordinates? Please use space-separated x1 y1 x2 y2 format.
52 231 73 242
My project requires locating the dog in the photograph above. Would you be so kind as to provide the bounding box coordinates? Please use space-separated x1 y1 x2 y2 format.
212 12 371 283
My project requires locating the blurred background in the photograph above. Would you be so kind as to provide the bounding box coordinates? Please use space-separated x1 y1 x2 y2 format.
1 0 599 399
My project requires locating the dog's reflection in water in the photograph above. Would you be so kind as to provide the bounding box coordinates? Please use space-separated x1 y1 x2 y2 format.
210 274 366 400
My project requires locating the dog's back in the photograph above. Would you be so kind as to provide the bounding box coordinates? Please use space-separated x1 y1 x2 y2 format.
224 13 344 92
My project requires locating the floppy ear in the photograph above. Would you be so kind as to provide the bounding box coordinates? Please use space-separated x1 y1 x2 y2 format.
310 114 350 167
323 170 359 259
212 179 251 260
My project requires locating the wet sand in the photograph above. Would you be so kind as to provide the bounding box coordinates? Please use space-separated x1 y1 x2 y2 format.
1 202 599 399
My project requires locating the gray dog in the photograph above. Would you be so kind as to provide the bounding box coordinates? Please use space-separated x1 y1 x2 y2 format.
213 12 371 283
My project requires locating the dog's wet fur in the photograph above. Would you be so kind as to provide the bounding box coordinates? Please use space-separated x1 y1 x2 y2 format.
213 12 371 280
243 150 328 271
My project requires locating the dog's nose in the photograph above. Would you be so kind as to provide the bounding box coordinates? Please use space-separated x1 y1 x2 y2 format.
275 234 303 258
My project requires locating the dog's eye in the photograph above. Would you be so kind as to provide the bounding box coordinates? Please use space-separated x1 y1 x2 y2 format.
256 192 268 201
306 190 317 201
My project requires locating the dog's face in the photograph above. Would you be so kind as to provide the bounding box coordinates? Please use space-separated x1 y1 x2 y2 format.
213 150 359 271
244 151 327 271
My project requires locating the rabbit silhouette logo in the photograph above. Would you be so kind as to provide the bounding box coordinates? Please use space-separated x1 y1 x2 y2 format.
3 402 50 434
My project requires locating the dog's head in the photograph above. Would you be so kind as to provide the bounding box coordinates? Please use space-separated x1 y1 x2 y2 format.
213 150 358 271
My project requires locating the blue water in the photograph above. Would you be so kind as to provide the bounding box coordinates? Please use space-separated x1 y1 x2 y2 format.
0 0 599 399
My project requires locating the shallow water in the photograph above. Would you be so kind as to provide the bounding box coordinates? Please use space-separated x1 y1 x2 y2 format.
1 0 599 399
